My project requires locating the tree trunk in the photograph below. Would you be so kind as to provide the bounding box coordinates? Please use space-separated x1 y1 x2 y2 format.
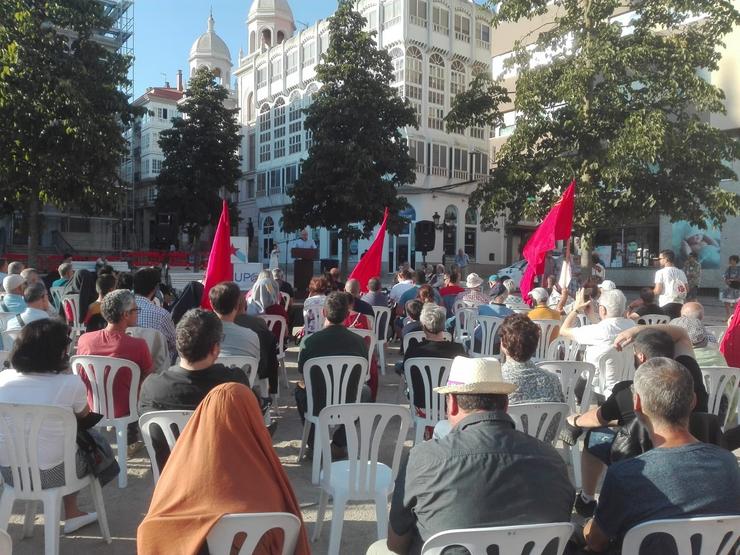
27 194 40 268
340 235 350 278
580 234 592 283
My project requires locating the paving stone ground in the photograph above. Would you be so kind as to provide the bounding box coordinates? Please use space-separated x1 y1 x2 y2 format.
3 294 735 554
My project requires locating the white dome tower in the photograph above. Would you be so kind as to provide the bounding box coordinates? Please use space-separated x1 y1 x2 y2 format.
247 0 296 55
189 13 233 90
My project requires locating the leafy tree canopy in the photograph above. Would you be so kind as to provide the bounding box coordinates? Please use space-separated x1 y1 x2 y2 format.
448 0 740 249
282 0 418 273
0 1 140 262
156 66 241 242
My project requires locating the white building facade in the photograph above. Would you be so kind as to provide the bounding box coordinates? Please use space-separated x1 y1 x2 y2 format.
235 0 507 272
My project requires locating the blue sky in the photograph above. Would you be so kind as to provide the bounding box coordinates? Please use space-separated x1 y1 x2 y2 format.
132 0 338 98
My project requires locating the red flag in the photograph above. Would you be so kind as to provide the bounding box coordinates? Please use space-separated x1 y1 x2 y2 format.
519 181 576 300
349 208 389 293
200 200 234 309
720 301 740 368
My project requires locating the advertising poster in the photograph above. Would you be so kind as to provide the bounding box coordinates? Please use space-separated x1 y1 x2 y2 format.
671 222 721 270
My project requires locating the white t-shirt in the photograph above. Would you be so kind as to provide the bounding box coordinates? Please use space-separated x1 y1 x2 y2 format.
294 238 317 249
5 307 50 332
654 266 688 307
0 370 87 469
389 280 414 303
303 295 327 335
570 317 636 395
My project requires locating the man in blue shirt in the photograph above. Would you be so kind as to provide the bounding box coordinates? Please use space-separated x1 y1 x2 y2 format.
584 357 740 552
1 274 27 313
52 262 74 288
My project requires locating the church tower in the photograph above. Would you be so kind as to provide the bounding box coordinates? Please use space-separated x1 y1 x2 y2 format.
189 13 233 89
247 0 296 55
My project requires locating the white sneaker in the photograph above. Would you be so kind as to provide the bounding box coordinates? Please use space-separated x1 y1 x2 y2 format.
63 512 97 534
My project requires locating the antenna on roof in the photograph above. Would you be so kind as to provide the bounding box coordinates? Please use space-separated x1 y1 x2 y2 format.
296 20 309 30
160 72 167 86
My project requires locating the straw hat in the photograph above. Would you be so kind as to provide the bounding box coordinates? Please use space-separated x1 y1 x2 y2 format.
465 273 484 288
435 356 516 395
528 287 549 303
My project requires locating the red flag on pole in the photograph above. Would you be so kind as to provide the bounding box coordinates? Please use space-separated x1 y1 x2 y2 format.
200 199 234 310
348 208 389 293
519 180 576 301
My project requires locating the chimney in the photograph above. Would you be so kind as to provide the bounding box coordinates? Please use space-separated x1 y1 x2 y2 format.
176 69 183 91
164 81 170 89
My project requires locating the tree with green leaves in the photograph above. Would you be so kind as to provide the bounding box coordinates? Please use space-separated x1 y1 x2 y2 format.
0 1 140 265
447 0 740 270
156 66 241 245
282 0 417 275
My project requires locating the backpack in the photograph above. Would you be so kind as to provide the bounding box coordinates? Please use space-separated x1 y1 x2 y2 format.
664 270 688 302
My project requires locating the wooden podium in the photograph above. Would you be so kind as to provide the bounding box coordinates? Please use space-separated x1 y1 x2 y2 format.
291 248 318 299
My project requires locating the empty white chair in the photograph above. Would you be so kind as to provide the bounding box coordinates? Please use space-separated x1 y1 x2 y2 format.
546 336 582 362
404 357 454 444
0 529 10 555
312 403 411 555
296 356 368 484
259 315 288 389
402 330 453 354
0 403 112 555
371 306 391 375
126 327 171 374
207 512 302 555
139 410 193 484
61 295 85 341
621 515 740 555
70 355 141 488
596 347 635 397
216 356 259 388
279 291 291 311
701 367 740 429
49 286 65 313
468 315 504 357
507 402 569 446
421 522 574 555
531 319 560 361
454 307 478 345
637 314 670 325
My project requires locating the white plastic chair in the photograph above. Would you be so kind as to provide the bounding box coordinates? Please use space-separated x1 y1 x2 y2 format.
404 357 454 444
49 287 65 313
0 313 19 332
371 306 391 375
70 355 141 488
531 319 560 361
125 327 170 374
0 403 112 555
347 328 376 367
596 347 635 397
0 351 9 370
621 515 740 555
546 336 582 361
259 315 288 389
207 512 302 555
0 529 10 555
452 299 477 314
637 314 670 325
421 522 574 555
469 315 504 357
705 325 727 344
701 367 740 429
313 403 410 555
454 307 478 345
296 356 369 484
138 410 193 484
216 356 259 388
61 295 85 341
279 291 291 311
507 402 569 446
402 330 453 354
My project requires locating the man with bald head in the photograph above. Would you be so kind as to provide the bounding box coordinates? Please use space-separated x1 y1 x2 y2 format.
345 278 375 317
680 301 719 346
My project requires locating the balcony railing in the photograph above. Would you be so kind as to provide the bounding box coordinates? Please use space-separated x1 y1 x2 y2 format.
409 15 427 27
382 16 401 30
455 32 470 43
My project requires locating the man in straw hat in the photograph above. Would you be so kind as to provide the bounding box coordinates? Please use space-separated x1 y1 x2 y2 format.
367 356 574 555
455 272 490 306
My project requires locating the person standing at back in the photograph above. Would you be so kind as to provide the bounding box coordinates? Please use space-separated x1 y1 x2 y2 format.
654 249 688 319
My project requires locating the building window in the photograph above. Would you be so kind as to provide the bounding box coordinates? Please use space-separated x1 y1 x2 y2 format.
256 66 267 88
495 110 517 137
302 41 316 67
431 143 447 176
271 57 282 80
450 60 466 97
454 13 471 43
259 104 271 145
155 107 168 120
152 159 162 175
260 143 271 162
443 204 457 256
364 9 378 31
390 47 404 84
305 129 314 150
464 207 477 260
142 133 150 149
286 50 299 74
472 151 489 178
319 34 330 58
452 148 468 179
428 106 444 130
246 178 255 198
289 134 302 154
143 159 150 175
257 172 267 196
274 139 285 158
262 216 274 258
409 139 425 173
409 0 427 27
428 53 445 105
270 168 282 194
61 216 91 234
285 164 298 191
405 46 423 100
476 21 490 48
273 98 286 139
383 0 402 29
432 5 449 34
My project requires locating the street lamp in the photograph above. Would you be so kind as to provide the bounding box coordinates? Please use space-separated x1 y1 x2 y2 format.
432 211 443 230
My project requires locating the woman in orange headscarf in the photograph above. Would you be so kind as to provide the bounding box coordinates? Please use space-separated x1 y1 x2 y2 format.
137 382 310 555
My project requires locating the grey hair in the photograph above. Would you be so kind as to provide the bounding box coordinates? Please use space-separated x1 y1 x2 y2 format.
419 303 446 334
58 262 73 277
24 282 47 304
345 278 360 296
598 289 627 318
8 261 24 274
681 302 704 320
272 268 284 280
634 357 694 426
101 289 136 324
